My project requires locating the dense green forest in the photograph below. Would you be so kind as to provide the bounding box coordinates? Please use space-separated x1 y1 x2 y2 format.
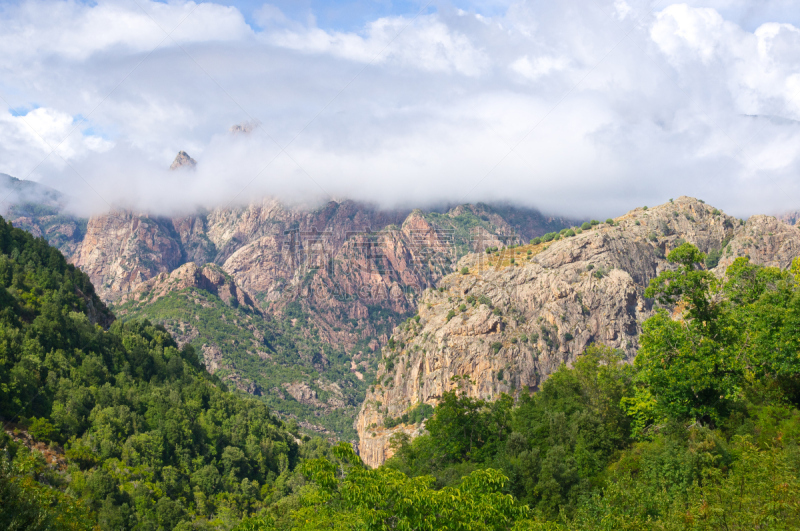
0 216 305 529
3 211 800 530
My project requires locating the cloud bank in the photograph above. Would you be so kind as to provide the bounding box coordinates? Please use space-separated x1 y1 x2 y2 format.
1 0 799 218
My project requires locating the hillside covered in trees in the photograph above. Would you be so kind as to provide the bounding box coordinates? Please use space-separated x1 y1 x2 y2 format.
0 216 304 529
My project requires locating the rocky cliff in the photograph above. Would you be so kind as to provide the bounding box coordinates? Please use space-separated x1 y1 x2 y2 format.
355 197 800 467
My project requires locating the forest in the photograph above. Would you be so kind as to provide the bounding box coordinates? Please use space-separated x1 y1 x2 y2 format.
2 213 800 530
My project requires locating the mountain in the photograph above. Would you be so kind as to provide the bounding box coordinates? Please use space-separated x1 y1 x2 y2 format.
356 197 800 466
0 174 87 259
2 169 577 439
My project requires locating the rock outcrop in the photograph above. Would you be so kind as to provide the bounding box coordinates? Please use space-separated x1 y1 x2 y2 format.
356 197 800 467
170 151 196 170
73 212 183 301
119 262 260 312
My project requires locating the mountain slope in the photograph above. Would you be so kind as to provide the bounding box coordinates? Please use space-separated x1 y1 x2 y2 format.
0 214 300 529
356 197 800 466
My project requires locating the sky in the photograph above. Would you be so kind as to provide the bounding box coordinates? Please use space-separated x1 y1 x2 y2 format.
1 0 799 218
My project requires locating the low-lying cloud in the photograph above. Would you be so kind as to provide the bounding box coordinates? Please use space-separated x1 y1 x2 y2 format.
1 0 799 219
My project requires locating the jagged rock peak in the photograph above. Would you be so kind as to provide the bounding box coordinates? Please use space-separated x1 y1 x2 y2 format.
229 121 259 134
170 151 196 170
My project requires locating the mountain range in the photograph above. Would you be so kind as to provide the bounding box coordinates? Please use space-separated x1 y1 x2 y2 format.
6 164 800 459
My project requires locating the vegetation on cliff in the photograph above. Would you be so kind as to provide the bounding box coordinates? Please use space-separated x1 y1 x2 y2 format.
116 290 375 439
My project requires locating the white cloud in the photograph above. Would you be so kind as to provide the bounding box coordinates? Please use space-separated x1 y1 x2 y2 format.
0 0 799 218
0 107 112 180
266 12 489 76
510 55 569 81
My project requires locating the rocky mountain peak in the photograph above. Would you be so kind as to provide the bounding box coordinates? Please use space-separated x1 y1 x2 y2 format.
355 196 800 467
170 151 197 170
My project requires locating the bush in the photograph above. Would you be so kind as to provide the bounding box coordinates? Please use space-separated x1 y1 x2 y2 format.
459 304 467 312
642 206 648 210
564 229 575 237
634 220 640 225
705 248 722 269
605 218 614 225
581 222 591 230
510 258 515 264
446 310 456 322
563 332 574 341
491 342 502 353
460 267 469 275
590 219 600 226
530 237 542 245
497 369 504 381
478 295 492 307
492 308 502 316
28 417 59 442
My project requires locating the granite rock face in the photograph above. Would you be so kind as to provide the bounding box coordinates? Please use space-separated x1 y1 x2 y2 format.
356 197 800 467
73 212 183 302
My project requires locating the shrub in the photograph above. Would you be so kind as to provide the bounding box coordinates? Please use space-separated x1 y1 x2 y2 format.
491 342 502 353
576 228 583 234
590 219 600 226
510 337 518 344
586 264 594 271
460 267 469 275
605 218 614 225
705 248 722 269
563 332 574 341
466 295 476 305
510 258 515 264
29 417 58 442
459 304 467 312
642 206 648 211
497 369 504 381
493 307 502 316
647 232 658 241
446 310 456 321
530 237 542 245
564 229 575 237
581 222 591 230
634 220 640 225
